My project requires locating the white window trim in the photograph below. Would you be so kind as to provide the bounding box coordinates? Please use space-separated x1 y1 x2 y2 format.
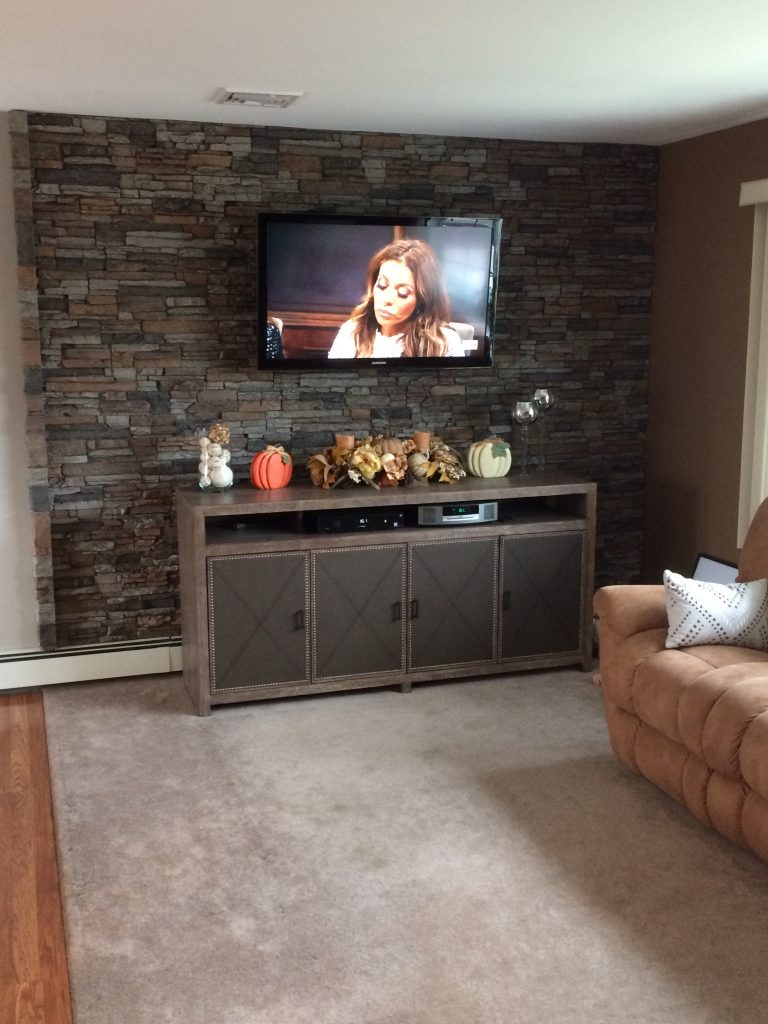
738 178 768 545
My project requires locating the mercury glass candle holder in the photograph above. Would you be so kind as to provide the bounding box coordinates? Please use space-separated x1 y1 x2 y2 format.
532 388 555 470
512 400 539 476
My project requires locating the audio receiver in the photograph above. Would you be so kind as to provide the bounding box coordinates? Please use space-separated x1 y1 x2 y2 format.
417 501 498 526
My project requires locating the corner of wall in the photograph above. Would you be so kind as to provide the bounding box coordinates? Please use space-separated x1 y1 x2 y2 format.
0 110 52 652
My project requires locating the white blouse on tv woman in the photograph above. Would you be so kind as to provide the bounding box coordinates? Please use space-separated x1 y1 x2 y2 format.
327 320 464 359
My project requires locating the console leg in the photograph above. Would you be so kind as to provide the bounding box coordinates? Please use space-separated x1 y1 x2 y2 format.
400 680 412 694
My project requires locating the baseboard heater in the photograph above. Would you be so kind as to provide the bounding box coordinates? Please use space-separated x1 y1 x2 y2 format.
0 637 183 691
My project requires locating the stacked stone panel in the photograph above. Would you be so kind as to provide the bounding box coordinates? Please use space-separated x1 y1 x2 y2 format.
13 112 657 648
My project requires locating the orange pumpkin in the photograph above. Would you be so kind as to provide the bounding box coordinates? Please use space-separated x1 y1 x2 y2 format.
377 435 404 456
250 444 293 490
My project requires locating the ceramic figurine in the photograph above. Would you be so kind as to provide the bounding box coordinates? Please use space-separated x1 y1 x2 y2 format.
198 424 234 490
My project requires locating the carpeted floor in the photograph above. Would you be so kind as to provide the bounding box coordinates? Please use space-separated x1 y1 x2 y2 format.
44 671 768 1024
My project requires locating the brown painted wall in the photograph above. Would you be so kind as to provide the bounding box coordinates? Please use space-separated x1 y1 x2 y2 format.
644 118 768 582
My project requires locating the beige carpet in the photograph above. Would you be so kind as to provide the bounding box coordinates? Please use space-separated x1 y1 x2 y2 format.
44 671 768 1024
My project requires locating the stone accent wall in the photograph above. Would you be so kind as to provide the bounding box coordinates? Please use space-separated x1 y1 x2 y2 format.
12 111 657 649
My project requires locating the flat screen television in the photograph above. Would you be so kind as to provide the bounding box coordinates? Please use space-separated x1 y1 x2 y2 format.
257 213 502 370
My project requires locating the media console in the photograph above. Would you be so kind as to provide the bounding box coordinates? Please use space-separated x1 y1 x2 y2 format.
176 475 596 715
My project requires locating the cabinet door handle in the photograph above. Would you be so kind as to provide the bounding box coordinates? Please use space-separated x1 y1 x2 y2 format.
410 598 419 620
294 609 305 631
392 601 402 622
502 590 511 610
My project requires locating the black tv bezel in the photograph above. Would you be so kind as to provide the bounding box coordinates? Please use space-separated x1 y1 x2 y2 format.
256 212 502 371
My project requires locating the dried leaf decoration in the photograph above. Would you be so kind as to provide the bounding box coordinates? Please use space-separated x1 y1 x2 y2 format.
305 453 339 488
305 433 465 488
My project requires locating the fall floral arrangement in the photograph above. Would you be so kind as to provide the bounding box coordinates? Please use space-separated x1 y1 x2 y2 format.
306 432 466 489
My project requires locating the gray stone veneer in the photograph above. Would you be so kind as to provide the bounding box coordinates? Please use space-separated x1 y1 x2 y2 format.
11 111 657 649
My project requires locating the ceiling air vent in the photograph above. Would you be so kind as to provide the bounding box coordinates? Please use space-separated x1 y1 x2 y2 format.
217 89 303 109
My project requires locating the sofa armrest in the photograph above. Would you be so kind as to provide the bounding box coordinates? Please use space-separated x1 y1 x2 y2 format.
593 584 668 639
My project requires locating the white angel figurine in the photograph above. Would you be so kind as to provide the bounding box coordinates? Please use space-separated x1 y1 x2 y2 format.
208 442 233 490
198 438 233 490
198 424 234 489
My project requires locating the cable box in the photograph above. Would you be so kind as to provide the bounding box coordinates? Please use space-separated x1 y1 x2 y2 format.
310 508 406 534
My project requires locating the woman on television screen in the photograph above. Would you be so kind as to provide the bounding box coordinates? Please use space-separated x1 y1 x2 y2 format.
327 239 464 359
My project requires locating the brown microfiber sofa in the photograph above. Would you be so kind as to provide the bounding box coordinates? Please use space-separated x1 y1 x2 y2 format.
594 498 768 862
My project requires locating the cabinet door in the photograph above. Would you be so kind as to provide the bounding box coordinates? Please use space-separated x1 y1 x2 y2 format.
313 545 407 682
207 552 311 692
408 537 497 671
499 533 585 660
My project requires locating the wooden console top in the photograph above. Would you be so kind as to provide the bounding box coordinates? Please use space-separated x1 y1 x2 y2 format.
176 473 595 518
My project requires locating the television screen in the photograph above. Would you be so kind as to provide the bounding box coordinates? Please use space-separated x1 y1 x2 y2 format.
257 214 502 370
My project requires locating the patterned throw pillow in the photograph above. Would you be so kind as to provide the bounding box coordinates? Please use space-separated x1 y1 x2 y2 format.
664 570 768 650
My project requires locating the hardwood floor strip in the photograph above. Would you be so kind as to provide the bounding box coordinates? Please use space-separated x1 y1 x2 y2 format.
0 692 73 1024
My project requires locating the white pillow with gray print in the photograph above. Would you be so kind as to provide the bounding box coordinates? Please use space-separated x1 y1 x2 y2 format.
664 570 768 650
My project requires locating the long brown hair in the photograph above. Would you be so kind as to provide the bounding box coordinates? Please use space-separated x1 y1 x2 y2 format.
349 239 452 356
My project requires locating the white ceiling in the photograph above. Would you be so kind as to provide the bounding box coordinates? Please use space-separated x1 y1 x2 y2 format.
3 0 768 146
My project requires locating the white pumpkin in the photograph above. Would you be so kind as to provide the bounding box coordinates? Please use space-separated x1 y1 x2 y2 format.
407 451 431 479
467 438 512 478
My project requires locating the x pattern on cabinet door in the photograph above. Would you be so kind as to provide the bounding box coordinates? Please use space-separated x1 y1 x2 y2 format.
208 553 311 691
500 533 585 658
408 537 497 670
312 546 407 680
